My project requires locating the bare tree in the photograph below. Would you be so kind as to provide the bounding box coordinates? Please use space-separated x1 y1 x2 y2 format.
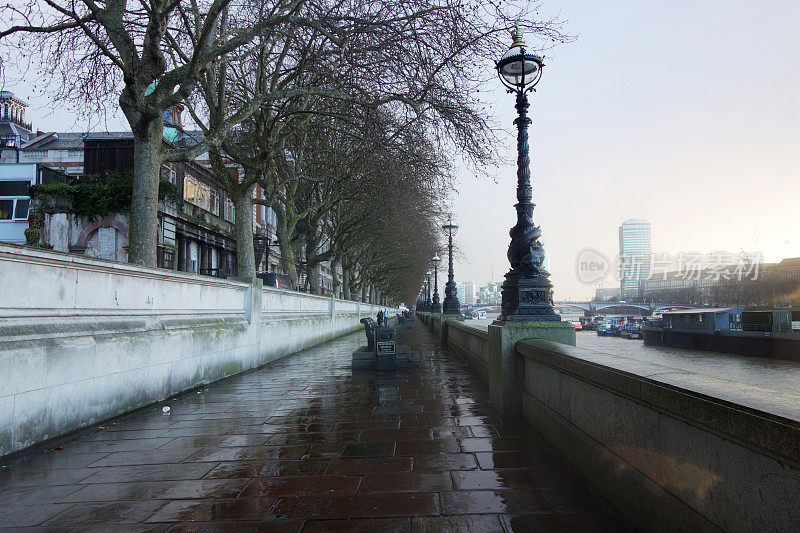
1 0 302 266
2 0 570 278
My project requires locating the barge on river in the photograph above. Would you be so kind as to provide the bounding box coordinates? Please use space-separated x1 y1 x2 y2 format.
643 307 800 361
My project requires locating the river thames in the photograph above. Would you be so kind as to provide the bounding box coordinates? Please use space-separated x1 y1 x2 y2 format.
467 311 800 420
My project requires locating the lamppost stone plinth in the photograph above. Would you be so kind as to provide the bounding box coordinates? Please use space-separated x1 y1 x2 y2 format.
488 27 575 416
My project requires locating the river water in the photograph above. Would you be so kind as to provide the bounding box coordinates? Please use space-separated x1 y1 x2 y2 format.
465 311 800 420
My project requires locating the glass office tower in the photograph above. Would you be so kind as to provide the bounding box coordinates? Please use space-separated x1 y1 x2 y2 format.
618 219 651 300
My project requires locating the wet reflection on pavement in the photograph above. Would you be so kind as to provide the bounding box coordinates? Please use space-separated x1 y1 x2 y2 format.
0 319 627 531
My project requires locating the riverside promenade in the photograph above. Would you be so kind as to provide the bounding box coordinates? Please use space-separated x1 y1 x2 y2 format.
0 319 624 531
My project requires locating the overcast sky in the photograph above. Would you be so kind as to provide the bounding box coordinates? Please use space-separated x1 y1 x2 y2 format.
451 0 800 299
4 1 799 300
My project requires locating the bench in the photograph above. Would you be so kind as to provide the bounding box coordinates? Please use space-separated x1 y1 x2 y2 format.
353 319 420 372
360 317 379 351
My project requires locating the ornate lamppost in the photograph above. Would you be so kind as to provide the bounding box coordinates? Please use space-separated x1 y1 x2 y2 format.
431 255 442 312
425 270 432 310
442 219 461 315
495 27 559 322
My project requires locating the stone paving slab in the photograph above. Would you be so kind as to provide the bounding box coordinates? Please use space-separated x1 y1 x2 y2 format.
0 319 627 531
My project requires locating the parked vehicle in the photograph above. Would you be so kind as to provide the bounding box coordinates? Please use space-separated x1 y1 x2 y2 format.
596 322 612 336
619 323 642 339
596 316 623 336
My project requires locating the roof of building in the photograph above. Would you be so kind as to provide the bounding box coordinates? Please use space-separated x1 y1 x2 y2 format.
0 91 28 105
16 129 212 150
20 132 60 149
0 122 20 137
777 257 800 269
17 131 133 151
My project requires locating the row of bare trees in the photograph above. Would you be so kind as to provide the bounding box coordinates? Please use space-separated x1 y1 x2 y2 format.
1 0 569 304
641 276 800 309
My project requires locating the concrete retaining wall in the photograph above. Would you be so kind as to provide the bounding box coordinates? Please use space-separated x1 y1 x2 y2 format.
0 244 391 457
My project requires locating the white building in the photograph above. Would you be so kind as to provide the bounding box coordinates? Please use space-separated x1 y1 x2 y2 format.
0 163 66 244
455 280 477 305
0 91 33 148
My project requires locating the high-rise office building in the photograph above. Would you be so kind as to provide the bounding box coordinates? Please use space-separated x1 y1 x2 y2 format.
618 219 651 300
455 281 476 305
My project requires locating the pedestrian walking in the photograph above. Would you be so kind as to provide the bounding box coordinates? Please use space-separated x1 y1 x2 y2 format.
377 309 384 326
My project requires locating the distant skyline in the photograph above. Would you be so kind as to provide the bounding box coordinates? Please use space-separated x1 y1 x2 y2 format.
449 0 800 299
3 1 799 300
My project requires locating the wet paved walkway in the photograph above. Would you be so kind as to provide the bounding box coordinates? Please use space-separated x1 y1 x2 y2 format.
0 320 624 531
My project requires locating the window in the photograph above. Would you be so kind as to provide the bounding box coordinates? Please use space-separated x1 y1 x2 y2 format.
223 197 235 223
161 163 177 185
14 199 29 219
0 181 29 196
252 205 259 232
183 174 212 212
184 175 196 203
0 180 31 221
196 184 209 210
0 198 29 221
0 199 12 220
209 188 220 216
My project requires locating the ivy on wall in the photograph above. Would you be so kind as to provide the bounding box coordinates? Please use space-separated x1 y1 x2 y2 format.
24 211 47 247
29 170 178 219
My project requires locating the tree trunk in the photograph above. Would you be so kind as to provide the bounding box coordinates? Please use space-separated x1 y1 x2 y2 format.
274 207 299 287
128 119 163 267
304 239 321 294
307 266 321 294
234 186 255 278
361 283 368 303
342 265 351 300
331 257 340 297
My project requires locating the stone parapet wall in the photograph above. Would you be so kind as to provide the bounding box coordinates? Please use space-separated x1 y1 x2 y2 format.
445 321 489 381
516 339 800 533
262 286 330 316
0 243 391 457
428 309 800 531
0 243 247 321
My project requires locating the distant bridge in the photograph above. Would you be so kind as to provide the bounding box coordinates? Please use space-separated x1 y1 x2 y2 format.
468 301 697 316
471 303 500 311
554 302 696 316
